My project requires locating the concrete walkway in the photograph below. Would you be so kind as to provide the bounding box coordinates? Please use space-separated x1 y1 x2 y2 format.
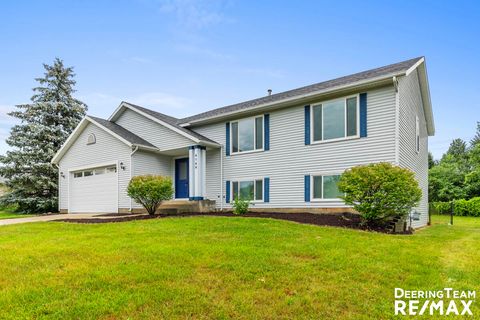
0 213 141 226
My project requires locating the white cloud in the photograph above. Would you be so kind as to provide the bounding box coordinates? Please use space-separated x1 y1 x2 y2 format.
158 0 232 29
80 91 193 117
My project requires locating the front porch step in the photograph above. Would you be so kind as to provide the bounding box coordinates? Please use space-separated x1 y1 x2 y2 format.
157 200 216 214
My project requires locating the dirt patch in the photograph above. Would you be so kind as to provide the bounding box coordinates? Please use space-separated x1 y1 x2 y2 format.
54 212 412 234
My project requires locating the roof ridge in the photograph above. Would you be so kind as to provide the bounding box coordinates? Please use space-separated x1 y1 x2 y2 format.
180 56 423 123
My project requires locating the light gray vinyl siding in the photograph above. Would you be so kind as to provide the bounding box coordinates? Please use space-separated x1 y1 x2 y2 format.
115 109 194 150
58 122 132 211
193 85 397 209
131 150 173 208
398 71 429 228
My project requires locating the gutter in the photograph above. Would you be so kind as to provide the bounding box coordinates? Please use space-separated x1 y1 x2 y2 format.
220 145 224 211
129 145 139 212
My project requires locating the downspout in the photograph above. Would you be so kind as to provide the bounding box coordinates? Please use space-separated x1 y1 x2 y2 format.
129 146 139 212
393 76 400 166
53 163 61 213
220 145 224 211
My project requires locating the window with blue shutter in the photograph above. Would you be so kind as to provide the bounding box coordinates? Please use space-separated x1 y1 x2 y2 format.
304 175 310 202
225 122 230 156
304 105 311 145
264 114 270 151
360 93 367 137
225 180 230 203
264 177 270 202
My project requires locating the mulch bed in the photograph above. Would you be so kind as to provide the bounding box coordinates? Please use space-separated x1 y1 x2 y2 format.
54 212 412 234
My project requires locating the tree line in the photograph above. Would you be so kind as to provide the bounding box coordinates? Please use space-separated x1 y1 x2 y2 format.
429 124 480 202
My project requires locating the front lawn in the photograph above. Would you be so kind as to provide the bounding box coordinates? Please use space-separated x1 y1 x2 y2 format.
0 207 37 220
0 215 478 319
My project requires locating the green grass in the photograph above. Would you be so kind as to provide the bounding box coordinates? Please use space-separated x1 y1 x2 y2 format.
0 206 37 219
0 215 478 319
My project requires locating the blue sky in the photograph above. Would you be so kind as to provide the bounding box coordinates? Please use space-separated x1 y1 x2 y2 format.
0 0 479 158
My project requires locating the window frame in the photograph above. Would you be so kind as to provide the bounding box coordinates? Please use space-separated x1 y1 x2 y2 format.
415 116 420 153
310 94 360 144
310 172 344 201
231 177 264 202
230 115 264 155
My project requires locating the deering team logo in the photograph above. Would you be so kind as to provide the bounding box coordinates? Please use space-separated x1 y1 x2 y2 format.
395 288 475 316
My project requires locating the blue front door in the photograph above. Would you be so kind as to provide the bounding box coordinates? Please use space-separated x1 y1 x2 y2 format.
175 158 189 198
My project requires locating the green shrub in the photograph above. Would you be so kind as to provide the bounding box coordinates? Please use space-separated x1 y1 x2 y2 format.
127 175 173 215
338 162 422 226
232 197 249 215
430 197 480 217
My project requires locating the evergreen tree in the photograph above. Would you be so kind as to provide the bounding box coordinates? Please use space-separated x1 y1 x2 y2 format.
471 121 480 147
0 58 87 213
428 152 436 169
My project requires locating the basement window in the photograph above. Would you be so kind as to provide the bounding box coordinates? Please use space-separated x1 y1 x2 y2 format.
231 178 263 202
312 174 343 200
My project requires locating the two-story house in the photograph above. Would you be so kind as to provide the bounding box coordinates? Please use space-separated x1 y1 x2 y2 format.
51 57 434 228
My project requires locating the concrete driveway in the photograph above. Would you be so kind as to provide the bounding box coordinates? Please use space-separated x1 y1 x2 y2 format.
0 213 133 226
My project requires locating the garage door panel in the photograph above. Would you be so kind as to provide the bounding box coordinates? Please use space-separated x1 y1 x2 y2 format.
69 167 117 213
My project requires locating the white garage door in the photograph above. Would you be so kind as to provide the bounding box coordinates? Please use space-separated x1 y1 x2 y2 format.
69 165 118 213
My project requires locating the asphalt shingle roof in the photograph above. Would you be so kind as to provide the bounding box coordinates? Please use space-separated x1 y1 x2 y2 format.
122 102 219 144
179 57 423 123
88 116 157 149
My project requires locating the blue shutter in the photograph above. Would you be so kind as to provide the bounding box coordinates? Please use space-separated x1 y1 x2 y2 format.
360 93 367 137
264 177 270 202
226 180 230 203
304 105 311 145
304 175 310 202
225 122 230 156
264 114 270 151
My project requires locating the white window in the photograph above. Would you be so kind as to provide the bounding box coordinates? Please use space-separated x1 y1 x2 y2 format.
312 174 343 200
232 178 263 201
87 133 96 145
73 172 83 178
231 116 263 154
312 96 359 142
83 170 93 177
415 116 420 153
94 168 105 175
106 166 117 173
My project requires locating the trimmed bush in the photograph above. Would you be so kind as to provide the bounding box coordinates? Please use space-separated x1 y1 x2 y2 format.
232 197 249 215
127 175 173 215
431 197 480 217
338 162 422 226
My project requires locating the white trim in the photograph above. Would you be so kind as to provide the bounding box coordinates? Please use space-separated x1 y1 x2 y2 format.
310 172 344 202
230 177 264 203
310 94 360 144
394 78 400 165
405 57 425 76
51 116 159 164
129 146 139 211
230 115 264 155
415 115 420 154
220 145 224 210
67 161 118 172
51 117 89 164
86 116 134 147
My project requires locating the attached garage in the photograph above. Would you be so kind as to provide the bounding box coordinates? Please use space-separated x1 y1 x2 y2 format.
69 165 118 213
